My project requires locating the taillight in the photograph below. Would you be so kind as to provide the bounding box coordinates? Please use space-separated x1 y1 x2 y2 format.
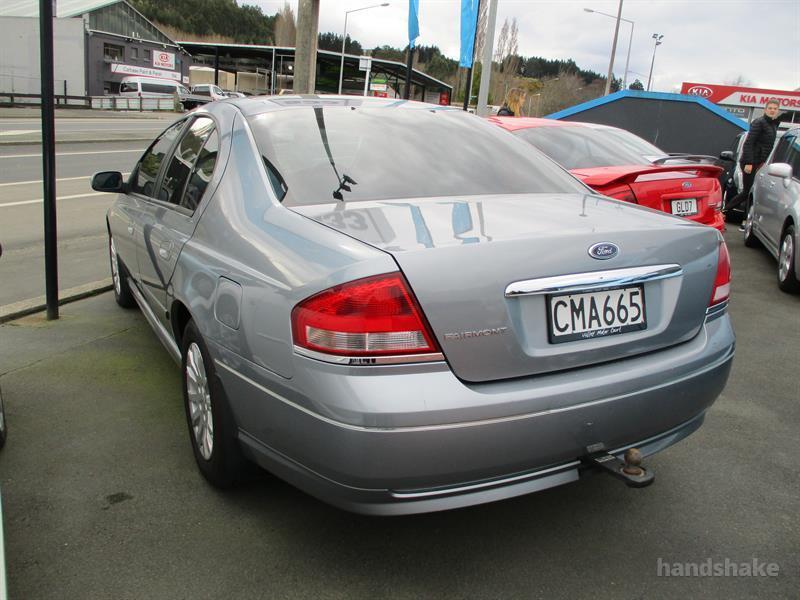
709 240 731 306
291 272 441 358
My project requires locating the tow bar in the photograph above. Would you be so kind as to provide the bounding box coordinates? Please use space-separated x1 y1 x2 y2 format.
585 447 654 488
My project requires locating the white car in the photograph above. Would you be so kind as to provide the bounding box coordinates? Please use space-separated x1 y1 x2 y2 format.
190 84 228 101
119 76 189 98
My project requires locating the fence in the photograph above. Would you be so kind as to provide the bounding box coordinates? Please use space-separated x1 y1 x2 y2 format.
0 92 180 111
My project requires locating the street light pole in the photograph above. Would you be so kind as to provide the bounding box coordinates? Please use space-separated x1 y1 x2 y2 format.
338 3 389 95
584 5 633 93
647 33 664 91
604 0 623 95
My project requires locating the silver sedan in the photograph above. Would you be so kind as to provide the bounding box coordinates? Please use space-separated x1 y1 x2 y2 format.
92 96 734 515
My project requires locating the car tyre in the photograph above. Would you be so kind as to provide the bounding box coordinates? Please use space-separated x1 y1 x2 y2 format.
743 201 760 248
182 320 247 488
777 226 800 294
109 234 137 308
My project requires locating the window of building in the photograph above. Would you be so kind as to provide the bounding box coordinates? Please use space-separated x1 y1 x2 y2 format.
131 47 139 60
144 49 151 61
103 43 124 62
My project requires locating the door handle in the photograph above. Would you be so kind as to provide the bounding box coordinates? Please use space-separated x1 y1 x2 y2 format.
127 225 134 235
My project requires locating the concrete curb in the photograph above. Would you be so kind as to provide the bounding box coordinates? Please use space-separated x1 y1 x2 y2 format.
0 279 113 324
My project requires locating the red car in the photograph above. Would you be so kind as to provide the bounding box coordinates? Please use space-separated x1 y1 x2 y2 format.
490 117 725 231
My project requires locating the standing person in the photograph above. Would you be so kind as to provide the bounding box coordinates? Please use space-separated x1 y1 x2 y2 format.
496 88 526 117
725 98 781 228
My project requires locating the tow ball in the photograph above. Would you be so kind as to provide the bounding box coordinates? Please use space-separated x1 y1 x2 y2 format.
585 447 655 488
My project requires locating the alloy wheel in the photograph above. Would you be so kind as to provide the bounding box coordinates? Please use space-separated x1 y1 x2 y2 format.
186 342 214 460
779 233 794 283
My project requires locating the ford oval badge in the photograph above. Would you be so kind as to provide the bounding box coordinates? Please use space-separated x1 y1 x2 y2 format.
588 242 619 260
682 181 693 190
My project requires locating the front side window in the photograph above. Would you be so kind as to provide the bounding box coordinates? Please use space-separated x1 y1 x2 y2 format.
120 82 138 93
514 126 663 170
770 136 791 165
130 120 186 197
781 136 800 179
246 106 586 207
157 117 216 207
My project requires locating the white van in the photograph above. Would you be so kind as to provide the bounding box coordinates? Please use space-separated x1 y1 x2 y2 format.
119 76 190 97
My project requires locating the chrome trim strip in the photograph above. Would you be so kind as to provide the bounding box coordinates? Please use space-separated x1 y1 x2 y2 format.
129 278 181 364
504 264 683 297
705 300 728 321
215 343 734 434
390 461 581 499
293 345 445 366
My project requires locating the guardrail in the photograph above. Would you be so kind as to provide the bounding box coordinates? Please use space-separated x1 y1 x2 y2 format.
0 92 180 111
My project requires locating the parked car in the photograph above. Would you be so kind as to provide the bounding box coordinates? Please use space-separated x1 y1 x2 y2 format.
743 126 800 293
119 76 189 98
190 84 228 102
491 117 726 231
223 90 246 98
92 97 734 515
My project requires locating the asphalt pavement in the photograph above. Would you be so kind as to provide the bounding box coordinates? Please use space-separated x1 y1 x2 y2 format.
0 228 797 599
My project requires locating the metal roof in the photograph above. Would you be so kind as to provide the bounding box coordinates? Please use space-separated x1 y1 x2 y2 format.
0 0 120 18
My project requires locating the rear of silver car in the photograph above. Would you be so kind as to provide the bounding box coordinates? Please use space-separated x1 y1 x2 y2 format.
218 195 734 515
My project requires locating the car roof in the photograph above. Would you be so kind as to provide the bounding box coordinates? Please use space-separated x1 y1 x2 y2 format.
488 116 615 133
229 95 462 118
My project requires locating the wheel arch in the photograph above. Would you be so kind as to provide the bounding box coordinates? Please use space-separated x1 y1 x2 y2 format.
171 300 194 350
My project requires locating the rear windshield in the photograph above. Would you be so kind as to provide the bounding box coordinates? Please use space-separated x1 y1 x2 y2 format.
514 126 665 170
246 106 587 206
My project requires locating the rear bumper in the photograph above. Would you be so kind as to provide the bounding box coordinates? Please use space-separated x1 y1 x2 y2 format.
213 314 734 515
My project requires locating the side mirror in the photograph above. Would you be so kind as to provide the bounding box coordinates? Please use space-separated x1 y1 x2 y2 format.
767 162 792 180
91 171 127 193
719 150 735 161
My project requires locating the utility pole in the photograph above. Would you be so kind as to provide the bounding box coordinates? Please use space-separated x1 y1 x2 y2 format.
476 0 498 117
294 0 320 94
40 0 58 319
603 0 624 96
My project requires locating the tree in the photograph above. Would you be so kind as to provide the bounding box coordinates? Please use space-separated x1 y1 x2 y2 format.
629 79 644 90
274 2 296 47
318 32 363 55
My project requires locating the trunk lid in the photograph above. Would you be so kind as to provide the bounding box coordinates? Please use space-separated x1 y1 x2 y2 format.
571 165 723 227
293 193 721 382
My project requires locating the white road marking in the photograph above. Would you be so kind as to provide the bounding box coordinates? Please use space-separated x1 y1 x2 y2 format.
0 149 142 159
0 192 109 208
0 130 39 136
0 172 130 187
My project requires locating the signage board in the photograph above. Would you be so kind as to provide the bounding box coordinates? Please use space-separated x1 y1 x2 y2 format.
153 50 175 70
681 82 800 109
111 63 181 82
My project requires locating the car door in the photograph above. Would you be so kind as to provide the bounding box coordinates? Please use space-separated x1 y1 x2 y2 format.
114 119 187 283
758 135 792 250
136 116 220 324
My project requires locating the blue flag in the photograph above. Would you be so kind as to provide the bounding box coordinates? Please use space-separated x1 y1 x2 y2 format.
459 0 478 68
408 0 420 49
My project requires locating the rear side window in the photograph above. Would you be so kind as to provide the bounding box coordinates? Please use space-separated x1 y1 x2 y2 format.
182 128 219 211
141 83 176 94
514 126 660 170
131 120 186 197
194 86 210 96
157 117 216 208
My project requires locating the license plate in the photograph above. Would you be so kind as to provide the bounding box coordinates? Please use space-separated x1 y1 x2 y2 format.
547 286 646 344
671 198 698 216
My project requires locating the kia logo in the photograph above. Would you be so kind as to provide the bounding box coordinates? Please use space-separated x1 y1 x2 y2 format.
588 242 619 260
687 86 713 98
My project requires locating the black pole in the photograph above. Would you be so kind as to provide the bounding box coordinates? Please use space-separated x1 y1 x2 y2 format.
403 46 414 100
462 0 481 111
40 0 58 320
214 46 220 86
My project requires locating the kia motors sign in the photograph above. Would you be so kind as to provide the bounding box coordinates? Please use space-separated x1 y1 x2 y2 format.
153 51 175 70
681 82 800 109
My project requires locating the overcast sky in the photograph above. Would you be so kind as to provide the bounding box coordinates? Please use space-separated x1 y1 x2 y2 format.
246 0 799 92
